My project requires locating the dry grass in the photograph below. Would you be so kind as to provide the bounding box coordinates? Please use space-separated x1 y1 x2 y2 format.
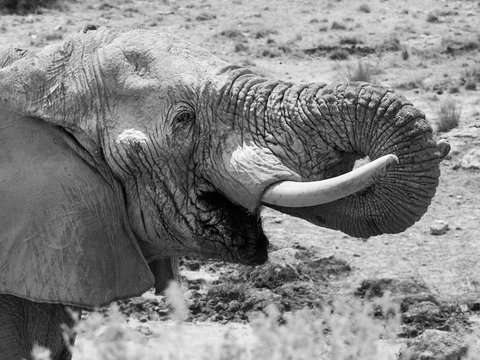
342 59 377 83
331 21 347 30
436 99 461 132
329 49 349 60
32 287 408 360
0 0 64 14
358 4 371 13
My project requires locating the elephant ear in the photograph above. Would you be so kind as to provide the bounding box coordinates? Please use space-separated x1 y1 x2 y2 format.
0 31 156 307
0 107 154 308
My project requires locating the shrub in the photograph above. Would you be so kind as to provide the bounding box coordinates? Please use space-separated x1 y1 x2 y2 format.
436 99 461 132
339 36 362 45
395 79 424 90
448 86 460 94
461 67 480 88
426 12 439 23
0 0 58 14
465 81 477 90
358 4 371 13
219 29 244 39
32 291 402 360
329 49 349 60
343 60 376 82
331 21 347 30
381 36 402 51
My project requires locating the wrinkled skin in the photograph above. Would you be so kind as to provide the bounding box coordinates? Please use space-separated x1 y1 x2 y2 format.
0 27 448 358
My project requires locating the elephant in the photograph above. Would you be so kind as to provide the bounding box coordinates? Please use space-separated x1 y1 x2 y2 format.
0 27 449 359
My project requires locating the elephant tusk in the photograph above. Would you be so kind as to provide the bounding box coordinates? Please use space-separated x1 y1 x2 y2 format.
261 154 399 207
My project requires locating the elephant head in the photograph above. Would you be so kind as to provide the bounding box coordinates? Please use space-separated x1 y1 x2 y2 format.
0 28 449 308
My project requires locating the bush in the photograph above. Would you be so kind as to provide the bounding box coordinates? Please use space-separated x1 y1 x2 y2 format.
0 0 58 14
343 60 376 82
358 4 371 13
426 12 439 23
32 291 402 360
436 99 461 132
331 21 347 30
329 49 349 60
465 81 477 91
339 36 362 46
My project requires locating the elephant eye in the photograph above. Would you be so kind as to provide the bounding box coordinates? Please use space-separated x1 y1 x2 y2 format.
175 111 195 125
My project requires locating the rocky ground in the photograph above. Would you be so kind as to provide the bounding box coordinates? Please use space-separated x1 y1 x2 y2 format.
1 0 480 358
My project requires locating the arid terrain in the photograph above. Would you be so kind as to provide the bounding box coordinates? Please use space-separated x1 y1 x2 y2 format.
1 0 480 358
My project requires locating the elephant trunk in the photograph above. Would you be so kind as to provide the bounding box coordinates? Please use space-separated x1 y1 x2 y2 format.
216 68 449 238
266 82 448 237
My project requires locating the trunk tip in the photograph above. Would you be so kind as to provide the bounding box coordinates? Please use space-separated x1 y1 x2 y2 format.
437 140 450 161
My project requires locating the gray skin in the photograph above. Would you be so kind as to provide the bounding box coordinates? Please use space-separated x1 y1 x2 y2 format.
0 27 448 359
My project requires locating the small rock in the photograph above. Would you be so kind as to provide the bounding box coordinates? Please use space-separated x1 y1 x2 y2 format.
461 148 480 169
249 262 300 289
402 301 441 322
398 330 467 360
54 25 63 31
185 261 201 271
355 278 432 301
269 248 302 266
430 220 449 235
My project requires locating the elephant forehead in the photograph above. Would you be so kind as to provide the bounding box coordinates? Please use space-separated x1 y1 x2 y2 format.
106 30 228 78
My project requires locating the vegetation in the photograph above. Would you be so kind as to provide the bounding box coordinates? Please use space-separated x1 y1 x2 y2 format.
0 0 58 14
343 60 376 83
331 21 347 30
436 98 461 132
426 12 439 23
329 49 349 60
32 290 406 360
358 4 371 13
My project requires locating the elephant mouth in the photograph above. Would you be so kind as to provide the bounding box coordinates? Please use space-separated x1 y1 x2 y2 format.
196 191 269 265
194 154 398 264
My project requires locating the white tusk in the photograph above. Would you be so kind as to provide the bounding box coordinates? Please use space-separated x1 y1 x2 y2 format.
261 154 398 207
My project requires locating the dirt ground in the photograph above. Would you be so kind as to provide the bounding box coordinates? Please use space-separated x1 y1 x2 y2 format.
1 0 480 356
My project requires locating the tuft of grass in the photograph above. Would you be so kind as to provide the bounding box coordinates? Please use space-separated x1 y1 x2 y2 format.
339 36 362 46
329 49 349 60
381 36 402 52
343 60 376 83
395 78 424 90
195 12 216 21
331 21 347 30
426 12 439 23
219 28 244 39
358 4 371 13
448 86 460 94
436 99 461 132
164 281 188 322
234 42 249 53
461 67 480 89
465 81 477 91
0 0 61 14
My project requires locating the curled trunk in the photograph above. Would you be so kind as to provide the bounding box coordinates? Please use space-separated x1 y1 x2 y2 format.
267 82 448 237
216 69 449 238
